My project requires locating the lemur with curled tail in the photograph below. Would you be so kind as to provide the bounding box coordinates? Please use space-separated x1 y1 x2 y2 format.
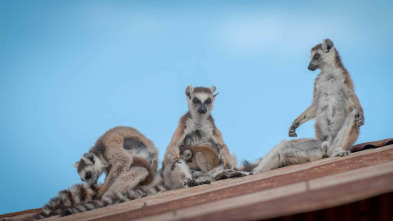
31 126 160 219
73 126 158 196
253 39 364 173
163 86 247 190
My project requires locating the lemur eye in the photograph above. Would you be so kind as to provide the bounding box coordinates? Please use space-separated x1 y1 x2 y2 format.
85 172 92 180
81 178 84 182
205 98 211 104
314 54 320 60
192 98 200 104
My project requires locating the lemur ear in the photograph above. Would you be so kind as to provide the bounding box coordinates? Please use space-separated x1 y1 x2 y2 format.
74 161 80 168
210 86 216 94
322 39 334 52
82 153 95 165
185 85 193 99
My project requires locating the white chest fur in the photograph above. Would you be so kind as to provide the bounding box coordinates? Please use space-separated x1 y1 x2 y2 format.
182 116 214 147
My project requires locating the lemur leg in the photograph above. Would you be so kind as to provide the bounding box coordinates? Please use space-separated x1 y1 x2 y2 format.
329 110 360 157
99 147 132 197
253 139 324 173
212 128 233 168
195 152 210 173
103 167 149 199
163 159 192 190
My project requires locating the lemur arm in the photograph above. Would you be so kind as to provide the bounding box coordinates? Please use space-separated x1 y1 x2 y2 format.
164 118 186 167
212 128 233 169
289 84 319 137
346 89 364 127
99 149 132 197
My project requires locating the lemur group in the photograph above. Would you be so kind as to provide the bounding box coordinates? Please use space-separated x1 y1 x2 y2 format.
31 39 364 220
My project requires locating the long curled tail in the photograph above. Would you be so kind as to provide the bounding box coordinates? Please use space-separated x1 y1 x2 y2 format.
61 173 168 216
30 183 101 220
61 188 147 216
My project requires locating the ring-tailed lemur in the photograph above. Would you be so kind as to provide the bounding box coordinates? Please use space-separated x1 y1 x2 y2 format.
163 86 248 190
253 39 364 173
31 126 161 219
73 126 158 196
288 39 364 157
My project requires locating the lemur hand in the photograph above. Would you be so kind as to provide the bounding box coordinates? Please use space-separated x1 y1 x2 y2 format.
355 111 364 127
288 122 299 137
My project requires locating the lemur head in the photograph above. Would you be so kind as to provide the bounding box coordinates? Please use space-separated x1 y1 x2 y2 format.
185 86 218 116
74 153 108 185
308 39 337 71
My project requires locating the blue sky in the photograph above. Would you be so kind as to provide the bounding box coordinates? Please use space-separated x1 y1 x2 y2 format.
1 0 392 214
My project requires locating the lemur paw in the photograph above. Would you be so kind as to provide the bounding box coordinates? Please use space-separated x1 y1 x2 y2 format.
288 122 299 137
186 179 211 187
215 170 249 180
355 112 364 127
331 150 351 158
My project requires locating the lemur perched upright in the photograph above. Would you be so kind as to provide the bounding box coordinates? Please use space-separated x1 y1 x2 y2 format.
253 39 364 173
31 126 161 219
289 39 364 156
163 86 247 190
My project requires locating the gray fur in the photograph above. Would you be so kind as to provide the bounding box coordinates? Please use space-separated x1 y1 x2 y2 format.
253 139 323 173
289 39 364 157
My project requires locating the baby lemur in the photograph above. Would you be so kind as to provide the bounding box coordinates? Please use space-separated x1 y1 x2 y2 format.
163 86 246 190
180 144 220 172
253 39 364 173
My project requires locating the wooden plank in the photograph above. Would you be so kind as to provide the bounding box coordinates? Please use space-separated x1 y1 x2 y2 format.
191 173 393 221
0 208 41 221
139 165 393 221
75 145 393 221
266 192 393 221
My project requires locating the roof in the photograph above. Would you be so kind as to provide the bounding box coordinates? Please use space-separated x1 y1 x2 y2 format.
2 138 393 221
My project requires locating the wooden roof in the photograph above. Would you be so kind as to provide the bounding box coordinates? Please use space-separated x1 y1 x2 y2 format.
2 139 393 221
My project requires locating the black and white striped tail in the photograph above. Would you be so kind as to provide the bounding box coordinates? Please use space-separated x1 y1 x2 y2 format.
61 188 148 216
30 183 101 220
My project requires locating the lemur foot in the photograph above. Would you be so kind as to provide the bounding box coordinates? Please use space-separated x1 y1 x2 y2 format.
355 111 364 127
186 179 211 187
215 170 249 180
288 122 299 137
331 150 351 158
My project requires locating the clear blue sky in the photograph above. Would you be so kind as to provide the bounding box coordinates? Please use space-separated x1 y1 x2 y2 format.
1 0 392 214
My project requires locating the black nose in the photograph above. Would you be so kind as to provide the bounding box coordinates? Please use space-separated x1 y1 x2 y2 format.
85 172 92 180
198 108 207 114
308 63 318 71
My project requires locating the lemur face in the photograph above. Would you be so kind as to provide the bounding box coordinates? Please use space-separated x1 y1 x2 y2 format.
185 86 218 115
308 39 335 71
74 153 107 185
